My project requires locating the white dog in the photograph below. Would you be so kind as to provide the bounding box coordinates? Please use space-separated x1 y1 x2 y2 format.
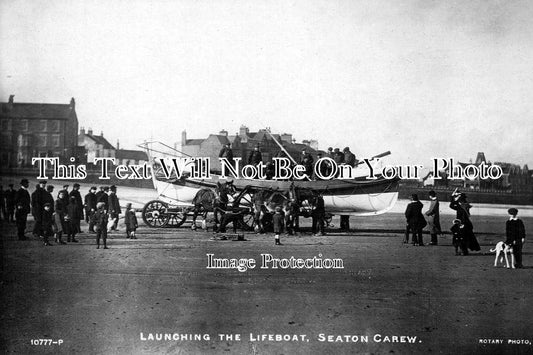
489 241 515 269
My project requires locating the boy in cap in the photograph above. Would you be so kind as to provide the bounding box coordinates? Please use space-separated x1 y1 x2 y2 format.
451 219 466 256
84 186 98 232
506 208 526 268
93 202 109 249
124 203 138 239
272 206 284 245
42 202 54 246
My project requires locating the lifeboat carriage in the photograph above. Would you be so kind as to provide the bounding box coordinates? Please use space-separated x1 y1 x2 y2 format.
138 140 399 232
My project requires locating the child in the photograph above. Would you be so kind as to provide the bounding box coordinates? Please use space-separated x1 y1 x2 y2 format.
124 203 138 239
53 191 67 244
93 202 109 249
506 208 526 268
42 203 54 246
273 206 284 245
67 195 79 242
451 219 467 256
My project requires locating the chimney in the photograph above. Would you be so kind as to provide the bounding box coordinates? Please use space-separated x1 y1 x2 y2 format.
100 131 104 137
7 95 14 109
116 140 120 150
88 128 93 135
181 130 187 145
70 97 75 109
80 127 85 135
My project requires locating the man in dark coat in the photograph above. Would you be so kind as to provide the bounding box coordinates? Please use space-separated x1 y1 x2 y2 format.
31 180 47 237
506 208 526 268
0 185 6 221
98 186 109 211
300 149 314 179
311 194 326 236
404 194 427 245
44 185 55 214
449 192 480 252
343 147 356 167
108 185 121 231
248 146 263 167
59 184 69 206
6 183 16 223
84 186 98 232
69 183 84 233
218 143 234 165
15 179 31 240
333 148 344 165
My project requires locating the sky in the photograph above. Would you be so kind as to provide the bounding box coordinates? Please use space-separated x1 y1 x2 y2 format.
1 0 532 168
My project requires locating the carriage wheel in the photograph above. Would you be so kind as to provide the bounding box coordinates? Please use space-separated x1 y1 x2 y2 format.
239 211 255 231
142 200 170 227
166 208 187 227
235 192 255 231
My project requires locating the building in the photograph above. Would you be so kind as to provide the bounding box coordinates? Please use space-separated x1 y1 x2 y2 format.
0 95 79 167
78 128 116 163
180 125 320 170
115 146 148 165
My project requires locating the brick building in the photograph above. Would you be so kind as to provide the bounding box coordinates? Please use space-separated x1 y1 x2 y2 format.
0 95 79 167
180 125 320 170
78 128 116 163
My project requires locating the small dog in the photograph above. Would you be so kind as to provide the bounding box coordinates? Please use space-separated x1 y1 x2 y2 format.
490 241 515 268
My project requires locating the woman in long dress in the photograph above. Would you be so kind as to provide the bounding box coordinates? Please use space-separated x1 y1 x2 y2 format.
449 192 481 253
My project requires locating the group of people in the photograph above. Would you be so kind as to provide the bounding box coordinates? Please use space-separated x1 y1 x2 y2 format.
271 193 326 245
5 179 138 249
404 190 526 268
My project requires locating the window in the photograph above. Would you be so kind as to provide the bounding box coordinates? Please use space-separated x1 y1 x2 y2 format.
48 120 59 132
50 134 60 147
39 120 47 131
36 134 47 147
14 119 28 131
1 119 10 131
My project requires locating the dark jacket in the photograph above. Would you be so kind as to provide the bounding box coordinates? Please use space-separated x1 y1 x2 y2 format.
98 192 109 210
125 209 138 229
93 209 109 231
218 146 234 163
67 201 81 221
405 201 427 229
85 192 97 212
273 212 284 234
15 187 31 214
108 193 121 215
31 186 46 219
248 150 262 166
69 189 84 219
343 151 356 166
506 219 526 245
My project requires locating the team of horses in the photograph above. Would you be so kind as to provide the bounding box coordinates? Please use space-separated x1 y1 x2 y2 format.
189 181 322 233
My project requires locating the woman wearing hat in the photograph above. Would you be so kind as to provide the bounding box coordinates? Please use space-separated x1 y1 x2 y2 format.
449 191 480 253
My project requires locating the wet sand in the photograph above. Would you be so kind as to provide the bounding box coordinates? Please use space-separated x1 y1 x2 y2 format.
1 211 532 354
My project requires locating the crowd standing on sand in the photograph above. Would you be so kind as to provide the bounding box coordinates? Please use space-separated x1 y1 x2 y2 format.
403 188 526 269
2 178 130 249
1 172 526 267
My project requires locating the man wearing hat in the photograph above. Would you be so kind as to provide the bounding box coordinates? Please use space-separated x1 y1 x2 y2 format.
15 179 31 240
31 180 47 238
6 183 16 223
69 183 84 233
248 145 263 167
404 193 427 245
108 185 121 231
44 185 55 214
343 147 356 167
98 186 110 211
333 148 344 165
218 142 234 165
506 208 526 268
59 184 69 207
84 187 98 232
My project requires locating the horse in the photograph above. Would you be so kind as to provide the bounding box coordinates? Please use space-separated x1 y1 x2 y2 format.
251 189 290 233
190 181 236 230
